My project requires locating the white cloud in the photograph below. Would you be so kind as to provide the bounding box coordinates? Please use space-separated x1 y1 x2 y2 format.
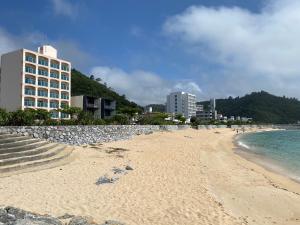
91 66 202 105
50 0 79 18
0 26 91 71
163 0 300 98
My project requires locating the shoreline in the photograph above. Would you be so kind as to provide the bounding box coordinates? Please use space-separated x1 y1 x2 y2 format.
234 129 300 184
0 128 299 224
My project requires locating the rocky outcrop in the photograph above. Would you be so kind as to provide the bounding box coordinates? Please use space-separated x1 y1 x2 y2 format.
0 207 125 225
0 125 190 146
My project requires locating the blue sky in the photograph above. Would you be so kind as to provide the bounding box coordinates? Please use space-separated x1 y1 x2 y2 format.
0 0 299 105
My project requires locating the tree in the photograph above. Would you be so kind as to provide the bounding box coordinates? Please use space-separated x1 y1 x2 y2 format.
89 75 95 80
59 106 82 119
95 78 102 82
35 109 50 121
175 114 186 124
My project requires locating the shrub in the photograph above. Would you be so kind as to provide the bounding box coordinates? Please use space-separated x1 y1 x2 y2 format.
0 108 9 126
8 109 36 126
106 114 130 125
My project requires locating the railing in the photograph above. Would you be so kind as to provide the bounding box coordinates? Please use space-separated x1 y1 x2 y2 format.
38 60 48 66
24 89 35 96
51 63 59 69
38 69 48 76
25 67 36 74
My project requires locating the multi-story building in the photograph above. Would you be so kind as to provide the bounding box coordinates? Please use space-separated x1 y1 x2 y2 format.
71 95 116 119
0 45 71 119
166 91 196 119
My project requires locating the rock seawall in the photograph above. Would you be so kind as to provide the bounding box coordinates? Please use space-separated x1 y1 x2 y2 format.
0 125 190 146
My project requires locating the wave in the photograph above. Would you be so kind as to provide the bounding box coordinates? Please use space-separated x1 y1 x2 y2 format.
237 141 250 149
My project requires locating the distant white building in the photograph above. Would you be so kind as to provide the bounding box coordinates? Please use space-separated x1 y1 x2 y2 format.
166 91 196 119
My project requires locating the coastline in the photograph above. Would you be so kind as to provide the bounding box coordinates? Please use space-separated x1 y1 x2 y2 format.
234 129 300 184
0 128 299 224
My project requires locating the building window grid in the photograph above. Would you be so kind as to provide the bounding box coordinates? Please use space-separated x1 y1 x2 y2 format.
25 56 36 63
50 82 59 89
50 92 59 98
50 72 59 79
38 59 48 66
25 66 36 74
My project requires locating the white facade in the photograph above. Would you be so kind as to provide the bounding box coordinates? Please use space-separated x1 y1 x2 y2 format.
0 45 71 119
166 92 196 119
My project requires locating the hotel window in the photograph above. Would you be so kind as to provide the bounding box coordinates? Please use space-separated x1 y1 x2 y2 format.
24 99 35 107
50 72 59 79
50 81 59 89
50 111 59 118
24 88 35 96
61 74 69 81
38 59 48 66
38 89 48 97
38 69 48 76
50 101 59 108
61 112 69 118
61 93 69 100
50 92 59 98
25 56 36 63
51 63 59 69
61 83 69 90
25 77 36 85
37 100 48 108
25 66 36 74
38 79 48 87
61 65 69 72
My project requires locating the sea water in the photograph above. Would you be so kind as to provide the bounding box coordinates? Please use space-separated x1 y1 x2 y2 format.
237 130 300 182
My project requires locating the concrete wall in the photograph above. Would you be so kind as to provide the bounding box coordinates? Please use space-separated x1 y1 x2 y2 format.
0 125 191 145
0 50 23 111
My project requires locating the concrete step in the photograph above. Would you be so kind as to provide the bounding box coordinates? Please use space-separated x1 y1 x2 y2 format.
0 146 74 174
0 141 48 155
0 145 66 167
0 135 32 144
0 143 59 160
0 133 22 139
0 139 40 149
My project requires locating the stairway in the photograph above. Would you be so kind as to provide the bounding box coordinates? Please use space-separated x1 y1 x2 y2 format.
0 133 74 175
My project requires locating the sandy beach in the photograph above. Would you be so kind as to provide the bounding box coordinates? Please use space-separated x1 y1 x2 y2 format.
0 128 299 225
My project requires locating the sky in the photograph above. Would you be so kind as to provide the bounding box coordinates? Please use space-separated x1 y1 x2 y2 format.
0 0 300 105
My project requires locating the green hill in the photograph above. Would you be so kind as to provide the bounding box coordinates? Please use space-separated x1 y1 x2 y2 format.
71 69 140 110
199 91 300 124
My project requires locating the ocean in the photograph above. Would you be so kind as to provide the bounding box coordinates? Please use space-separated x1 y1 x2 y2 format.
236 130 300 182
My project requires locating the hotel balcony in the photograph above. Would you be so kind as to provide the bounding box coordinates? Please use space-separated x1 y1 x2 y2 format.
25 75 36 86
25 64 36 75
24 87 36 96
37 99 48 108
50 100 59 109
61 73 69 81
38 78 48 88
25 53 36 64
50 91 59 99
50 81 59 89
50 110 59 119
24 97 35 107
38 68 48 77
50 59 60 70
50 70 59 79
61 92 69 100
38 56 49 67
37 88 48 98
61 63 70 72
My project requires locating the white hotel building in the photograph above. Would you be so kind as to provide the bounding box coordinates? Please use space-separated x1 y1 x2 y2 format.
0 45 71 119
166 91 196 119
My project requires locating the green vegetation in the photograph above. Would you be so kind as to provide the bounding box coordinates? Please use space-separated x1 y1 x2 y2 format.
71 69 140 111
137 113 175 125
199 91 300 124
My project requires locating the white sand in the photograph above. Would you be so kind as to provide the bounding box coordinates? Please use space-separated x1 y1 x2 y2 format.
0 128 299 225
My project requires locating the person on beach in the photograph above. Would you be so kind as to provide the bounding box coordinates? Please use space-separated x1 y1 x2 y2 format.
236 129 239 134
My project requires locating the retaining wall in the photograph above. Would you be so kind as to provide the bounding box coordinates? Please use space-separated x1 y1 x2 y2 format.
0 125 190 145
